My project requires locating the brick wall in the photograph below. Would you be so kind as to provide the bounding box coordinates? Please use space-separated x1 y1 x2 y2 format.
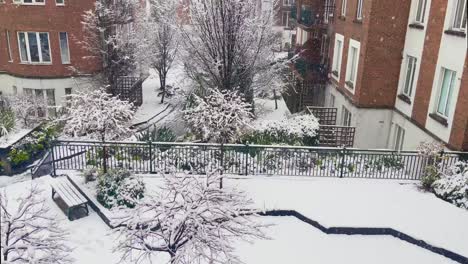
449 54 468 150
0 0 101 78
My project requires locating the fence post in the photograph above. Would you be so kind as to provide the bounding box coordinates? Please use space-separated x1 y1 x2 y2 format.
149 141 153 173
220 143 224 189
339 146 346 178
244 143 249 176
438 149 445 170
51 142 57 177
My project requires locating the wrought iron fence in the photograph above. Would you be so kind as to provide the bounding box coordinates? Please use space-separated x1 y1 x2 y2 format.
307 106 338 125
49 140 464 180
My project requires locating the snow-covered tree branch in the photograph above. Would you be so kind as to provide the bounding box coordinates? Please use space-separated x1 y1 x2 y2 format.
183 89 254 143
181 0 281 104
0 186 72 264
113 170 267 264
59 89 135 141
133 0 180 103
81 0 138 88
9 94 49 128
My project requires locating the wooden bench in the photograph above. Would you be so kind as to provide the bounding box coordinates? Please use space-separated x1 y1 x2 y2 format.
51 177 89 221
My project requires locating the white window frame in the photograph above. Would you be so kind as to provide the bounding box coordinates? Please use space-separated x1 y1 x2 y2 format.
6 30 13 62
22 88 56 118
341 106 352 126
435 68 457 118
402 55 418 97
393 124 405 151
14 0 45 5
282 11 291 27
59 32 71 64
17 31 52 64
332 33 344 81
55 0 65 5
414 0 427 23
345 39 360 92
341 0 347 16
451 0 467 31
356 0 363 20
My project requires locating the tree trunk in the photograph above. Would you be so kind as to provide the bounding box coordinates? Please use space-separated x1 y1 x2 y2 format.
160 72 166 104
101 132 108 173
273 89 278 110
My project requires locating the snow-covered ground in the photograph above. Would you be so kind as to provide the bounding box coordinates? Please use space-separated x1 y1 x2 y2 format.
0 127 33 148
1 175 460 264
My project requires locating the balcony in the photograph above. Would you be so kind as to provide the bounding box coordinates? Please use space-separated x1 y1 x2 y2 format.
298 9 316 27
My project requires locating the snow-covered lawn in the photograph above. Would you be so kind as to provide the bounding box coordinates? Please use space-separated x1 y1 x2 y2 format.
1 174 461 264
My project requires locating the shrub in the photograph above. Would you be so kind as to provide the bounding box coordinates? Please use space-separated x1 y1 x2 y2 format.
137 126 176 142
0 108 15 137
82 167 100 183
432 161 468 209
97 169 145 209
8 149 30 167
417 141 445 190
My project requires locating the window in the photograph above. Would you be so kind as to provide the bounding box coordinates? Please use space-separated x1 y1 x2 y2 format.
452 0 467 30
22 88 56 117
341 0 347 16
65 87 72 107
6 30 12 62
415 0 427 23
329 94 335 107
283 0 294 6
56 0 65 5
282 11 291 27
393 124 405 151
402 56 417 97
16 0 45 4
13 86 17 95
345 39 360 89
356 0 363 19
59 32 70 64
332 34 344 78
436 68 457 117
341 106 352 126
17 32 51 63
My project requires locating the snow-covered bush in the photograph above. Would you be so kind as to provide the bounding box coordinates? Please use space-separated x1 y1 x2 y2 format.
97 169 145 209
9 94 49 128
183 89 254 143
113 170 266 264
432 161 468 209
417 141 445 190
137 126 176 143
244 114 320 146
0 186 72 263
60 89 135 141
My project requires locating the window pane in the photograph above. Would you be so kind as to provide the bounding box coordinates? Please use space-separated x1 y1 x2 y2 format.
56 0 64 3
453 0 467 29
444 72 456 116
350 47 357 82
28 32 40 62
18 32 28 62
39 33 50 62
46 89 56 116
60 32 70 63
6 30 12 61
34 89 45 117
437 69 454 116
416 0 426 22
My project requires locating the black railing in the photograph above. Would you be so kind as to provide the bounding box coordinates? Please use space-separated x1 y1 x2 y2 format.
49 140 463 180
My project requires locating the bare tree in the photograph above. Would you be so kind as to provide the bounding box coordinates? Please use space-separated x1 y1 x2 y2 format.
81 0 138 90
114 170 267 264
9 94 49 128
133 0 180 103
181 0 280 106
0 186 72 264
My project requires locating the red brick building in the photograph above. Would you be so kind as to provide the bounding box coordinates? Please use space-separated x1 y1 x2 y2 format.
0 0 101 111
325 0 467 150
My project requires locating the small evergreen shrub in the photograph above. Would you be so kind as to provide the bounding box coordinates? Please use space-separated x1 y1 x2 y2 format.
432 161 468 209
97 169 145 209
137 126 176 142
0 108 15 137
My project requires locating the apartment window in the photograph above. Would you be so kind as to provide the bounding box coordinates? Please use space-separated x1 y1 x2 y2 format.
6 30 13 62
452 0 467 30
356 0 363 19
402 56 417 97
23 88 56 117
17 32 51 63
283 0 294 6
282 11 291 27
436 68 457 118
332 34 344 78
345 39 360 89
341 106 352 126
415 0 427 23
56 0 65 5
393 125 405 151
16 0 45 4
59 32 70 64
329 94 335 107
341 0 347 16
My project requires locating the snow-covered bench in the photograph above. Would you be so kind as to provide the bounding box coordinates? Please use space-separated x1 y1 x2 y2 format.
51 177 89 221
